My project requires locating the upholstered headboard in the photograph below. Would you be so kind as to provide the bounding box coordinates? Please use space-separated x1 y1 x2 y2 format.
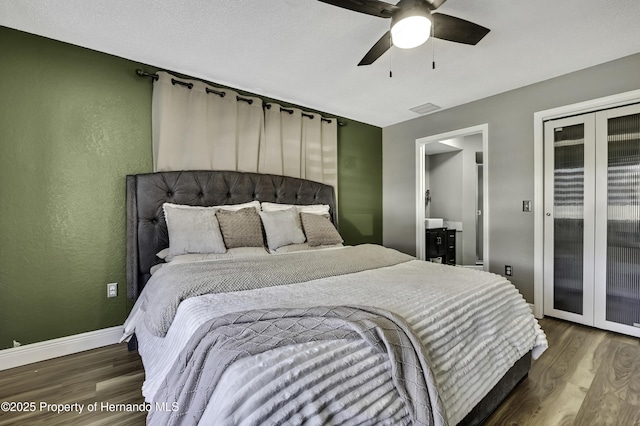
126 170 337 301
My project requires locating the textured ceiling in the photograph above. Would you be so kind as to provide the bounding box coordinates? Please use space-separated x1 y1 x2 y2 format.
2 0 640 127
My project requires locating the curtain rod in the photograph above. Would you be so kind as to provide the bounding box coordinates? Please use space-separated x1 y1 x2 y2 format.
136 69 344 126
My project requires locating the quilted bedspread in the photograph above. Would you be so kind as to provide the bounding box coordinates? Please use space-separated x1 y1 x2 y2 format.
148 306 446 426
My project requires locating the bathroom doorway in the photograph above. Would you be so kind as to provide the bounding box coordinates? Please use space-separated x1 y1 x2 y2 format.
415 124 489 269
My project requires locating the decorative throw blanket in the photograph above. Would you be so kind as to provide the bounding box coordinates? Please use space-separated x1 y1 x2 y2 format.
147 305 447 426
141 244 414 336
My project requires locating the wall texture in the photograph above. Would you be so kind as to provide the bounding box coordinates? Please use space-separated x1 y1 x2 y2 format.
0 26 382 350
337 123 383 244
383 52 640 302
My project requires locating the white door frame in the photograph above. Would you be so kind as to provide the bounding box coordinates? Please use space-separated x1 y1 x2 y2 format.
532 88 640 319
415 124 489 267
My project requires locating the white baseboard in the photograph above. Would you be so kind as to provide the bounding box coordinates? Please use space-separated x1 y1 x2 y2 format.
0 326 124 372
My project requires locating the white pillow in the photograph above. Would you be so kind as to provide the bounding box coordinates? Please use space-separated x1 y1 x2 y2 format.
150 247 270 275
260 202 293 212
156 248 170 260
162 203 226 258
261 202 331 216
259 208 306 250
297 204 331 216
167 247 270 264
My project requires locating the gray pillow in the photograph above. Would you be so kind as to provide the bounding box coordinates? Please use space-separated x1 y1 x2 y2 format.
162 203 226 257
300 212 344 247
259 208 306 250
216 207 264 248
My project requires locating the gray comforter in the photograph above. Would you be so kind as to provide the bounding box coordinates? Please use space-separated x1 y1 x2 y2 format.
141 244 414 337
127 245 548 425
148 305 446 426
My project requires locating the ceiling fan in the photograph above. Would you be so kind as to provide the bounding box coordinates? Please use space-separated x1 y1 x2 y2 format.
317 0 490 66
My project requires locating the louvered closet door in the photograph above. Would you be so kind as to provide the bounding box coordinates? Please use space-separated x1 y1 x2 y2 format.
544 114 596 325
594 104 640 337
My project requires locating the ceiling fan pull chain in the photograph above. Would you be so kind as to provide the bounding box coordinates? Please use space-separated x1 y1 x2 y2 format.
432 24 436 70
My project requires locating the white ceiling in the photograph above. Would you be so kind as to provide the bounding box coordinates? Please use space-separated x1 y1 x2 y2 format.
2 0 640 127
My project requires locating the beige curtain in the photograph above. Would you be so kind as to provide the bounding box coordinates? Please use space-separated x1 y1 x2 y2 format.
152 71 264 172
261 103 338 189
320 116 338 191
152 72 338 191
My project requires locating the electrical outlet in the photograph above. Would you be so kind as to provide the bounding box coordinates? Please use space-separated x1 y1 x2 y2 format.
107 283 118 298
505 265 513 276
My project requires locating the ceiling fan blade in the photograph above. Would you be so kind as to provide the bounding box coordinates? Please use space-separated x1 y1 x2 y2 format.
431 13 490 45
317 0 398 18
358 31 392 66
424 0 447 10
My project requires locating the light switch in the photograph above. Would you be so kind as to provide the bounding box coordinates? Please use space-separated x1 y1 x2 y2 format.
523 200 532 212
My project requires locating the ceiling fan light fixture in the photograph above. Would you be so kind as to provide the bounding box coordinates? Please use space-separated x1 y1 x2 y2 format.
391 6 432 49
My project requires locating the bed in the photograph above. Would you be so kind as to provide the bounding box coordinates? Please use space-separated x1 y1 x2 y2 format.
122 170 547 426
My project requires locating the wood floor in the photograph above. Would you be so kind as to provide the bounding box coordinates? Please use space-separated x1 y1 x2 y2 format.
485 318 640 426
0 344 145 425
0 317 638 425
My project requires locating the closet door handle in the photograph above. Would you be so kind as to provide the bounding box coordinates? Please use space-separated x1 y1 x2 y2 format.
546 213 551 216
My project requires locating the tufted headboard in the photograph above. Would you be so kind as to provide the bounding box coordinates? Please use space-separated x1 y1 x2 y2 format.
126 170 337 301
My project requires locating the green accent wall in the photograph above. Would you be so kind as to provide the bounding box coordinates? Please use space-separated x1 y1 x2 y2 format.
0 26 382 350
337 122 383 244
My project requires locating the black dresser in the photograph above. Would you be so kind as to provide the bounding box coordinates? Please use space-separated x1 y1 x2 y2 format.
425 228 456 265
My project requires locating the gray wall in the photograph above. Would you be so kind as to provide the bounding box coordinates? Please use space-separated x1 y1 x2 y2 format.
382 52 640 302
429 150 463 222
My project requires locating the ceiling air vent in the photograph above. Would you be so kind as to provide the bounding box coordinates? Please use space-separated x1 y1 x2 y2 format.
410 102 440 115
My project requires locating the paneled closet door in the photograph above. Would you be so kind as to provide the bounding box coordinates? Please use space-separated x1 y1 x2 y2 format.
543 114 596 325
594 104 640 337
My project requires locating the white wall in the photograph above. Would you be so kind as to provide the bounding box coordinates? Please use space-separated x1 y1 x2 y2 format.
382 52 640 302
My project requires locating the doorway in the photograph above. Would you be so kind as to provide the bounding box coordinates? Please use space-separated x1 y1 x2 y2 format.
415 124 489 268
